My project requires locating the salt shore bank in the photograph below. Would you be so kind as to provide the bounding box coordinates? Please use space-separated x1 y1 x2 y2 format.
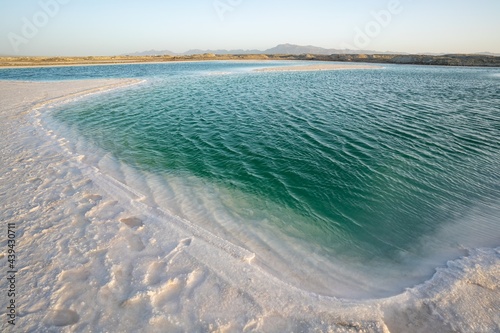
0 79 498 332
255 64 381 72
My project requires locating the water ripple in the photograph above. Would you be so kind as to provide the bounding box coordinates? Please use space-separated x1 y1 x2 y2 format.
50 64 500 297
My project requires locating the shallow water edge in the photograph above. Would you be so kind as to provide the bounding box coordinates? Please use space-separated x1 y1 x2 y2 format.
0 78 498 332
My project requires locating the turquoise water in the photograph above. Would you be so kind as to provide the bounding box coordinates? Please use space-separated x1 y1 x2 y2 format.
5 62 500 297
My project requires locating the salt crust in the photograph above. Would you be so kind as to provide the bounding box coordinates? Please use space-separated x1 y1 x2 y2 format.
0 80 498 332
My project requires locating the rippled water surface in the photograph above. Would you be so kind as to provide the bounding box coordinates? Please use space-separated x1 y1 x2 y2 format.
5 62 499 297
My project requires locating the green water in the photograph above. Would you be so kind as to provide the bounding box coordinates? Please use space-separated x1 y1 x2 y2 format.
47 62 500 295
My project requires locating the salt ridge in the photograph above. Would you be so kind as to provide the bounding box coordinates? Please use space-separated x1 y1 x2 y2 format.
0 79 498 332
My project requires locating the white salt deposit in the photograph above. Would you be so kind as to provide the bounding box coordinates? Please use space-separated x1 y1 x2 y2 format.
0 79 498 332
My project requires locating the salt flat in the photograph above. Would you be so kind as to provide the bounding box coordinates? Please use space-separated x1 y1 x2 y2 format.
0 79 498 332
255 64 381 72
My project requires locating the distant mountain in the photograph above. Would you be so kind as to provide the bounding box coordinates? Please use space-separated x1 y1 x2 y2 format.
125 49 176 56
126 44 498 57
183 48 263 55
182 44 347 55
475 52 500 57
263 44 332 55
263 43 342 55
183 44 391 55
125 43 381 56
182 43 405 55
124 48 260 56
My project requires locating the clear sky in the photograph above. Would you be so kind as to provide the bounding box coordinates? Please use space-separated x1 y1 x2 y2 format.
1 0 499 56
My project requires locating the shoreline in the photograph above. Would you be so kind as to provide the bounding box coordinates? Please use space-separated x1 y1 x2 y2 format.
1 53 499 69
0 59 276 70
0 59 381 71
255 64 382 72
0 79 498 332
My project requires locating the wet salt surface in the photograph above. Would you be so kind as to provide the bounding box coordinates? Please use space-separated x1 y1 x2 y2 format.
0 79 498 332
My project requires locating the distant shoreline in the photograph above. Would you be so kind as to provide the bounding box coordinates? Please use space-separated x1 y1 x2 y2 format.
255 64 382 72
1 53 499 68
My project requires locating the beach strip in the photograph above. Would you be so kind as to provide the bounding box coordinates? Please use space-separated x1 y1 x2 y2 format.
0 79 498 332
255 64 382 72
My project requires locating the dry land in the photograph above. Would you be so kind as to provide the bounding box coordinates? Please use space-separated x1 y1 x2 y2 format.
0 79 499 332
0 53 499 68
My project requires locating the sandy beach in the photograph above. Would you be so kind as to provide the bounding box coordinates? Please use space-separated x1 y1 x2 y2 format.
0 79 499 332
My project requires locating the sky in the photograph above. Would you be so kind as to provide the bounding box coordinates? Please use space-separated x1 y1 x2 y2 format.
0 0 499 56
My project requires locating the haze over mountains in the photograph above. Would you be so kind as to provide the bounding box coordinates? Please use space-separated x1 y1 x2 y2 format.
3 44 498 57
126 43 500 57
126 44 397 56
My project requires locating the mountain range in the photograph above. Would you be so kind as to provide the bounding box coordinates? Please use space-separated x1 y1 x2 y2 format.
126 43 500 57
126 43 397 56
